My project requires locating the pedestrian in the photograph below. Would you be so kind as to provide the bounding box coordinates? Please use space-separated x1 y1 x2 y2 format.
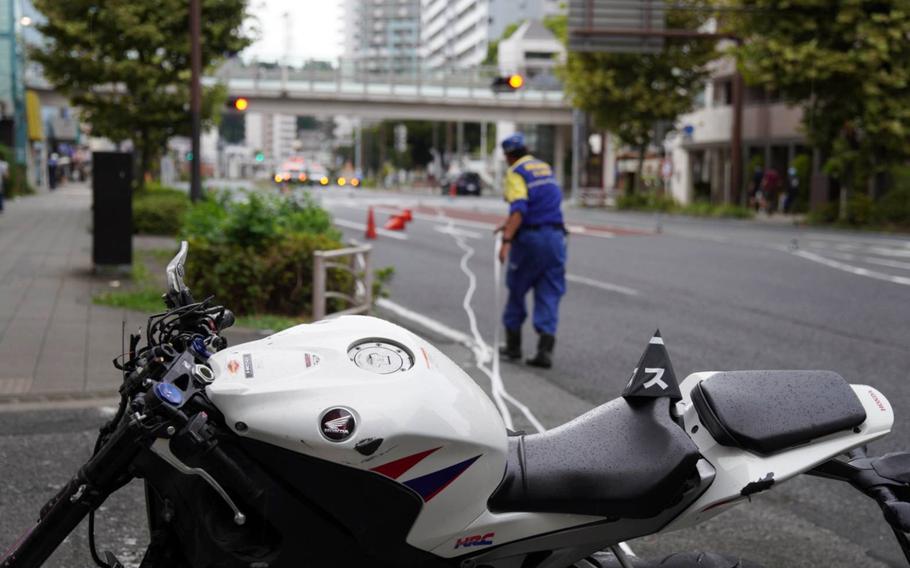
761 167 781 214
784 167 799 213
48 153 58 190
496 132 566 369
750 166 764 212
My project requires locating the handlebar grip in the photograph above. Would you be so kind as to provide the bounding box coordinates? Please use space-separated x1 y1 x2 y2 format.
204 445 264 507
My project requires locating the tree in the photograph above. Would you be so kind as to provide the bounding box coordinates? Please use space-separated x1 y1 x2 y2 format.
31 0 251 187
557 3 716 192
726 0 910 214
483 21 524 66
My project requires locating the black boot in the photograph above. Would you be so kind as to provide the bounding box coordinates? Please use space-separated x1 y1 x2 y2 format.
526 334 555 369
499 328 522 361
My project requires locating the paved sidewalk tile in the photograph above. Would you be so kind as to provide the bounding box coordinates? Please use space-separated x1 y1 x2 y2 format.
0 185 134 400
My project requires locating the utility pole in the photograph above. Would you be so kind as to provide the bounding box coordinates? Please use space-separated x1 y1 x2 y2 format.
189 0 202 202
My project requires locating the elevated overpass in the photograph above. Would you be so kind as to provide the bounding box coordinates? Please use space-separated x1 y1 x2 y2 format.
27 62 572 125
208 62 572 125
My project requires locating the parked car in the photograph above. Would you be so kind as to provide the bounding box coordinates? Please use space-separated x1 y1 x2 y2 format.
442 171 482 196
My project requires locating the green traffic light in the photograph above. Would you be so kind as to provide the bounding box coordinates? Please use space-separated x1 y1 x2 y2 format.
255 152 265 162
185 152 193 161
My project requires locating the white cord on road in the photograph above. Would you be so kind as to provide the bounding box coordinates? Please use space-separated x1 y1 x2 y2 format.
439 212 547 434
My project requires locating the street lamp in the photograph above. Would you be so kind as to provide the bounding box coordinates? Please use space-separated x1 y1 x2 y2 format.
19 16 32 27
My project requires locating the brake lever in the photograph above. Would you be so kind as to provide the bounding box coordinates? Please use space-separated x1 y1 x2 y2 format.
149 438 246 526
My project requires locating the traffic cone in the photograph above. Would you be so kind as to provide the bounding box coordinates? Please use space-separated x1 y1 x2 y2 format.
401 208 413 222
365 207 377 239
384 215 406 231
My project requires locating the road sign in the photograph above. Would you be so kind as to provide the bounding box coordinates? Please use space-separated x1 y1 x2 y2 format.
568 0 666 53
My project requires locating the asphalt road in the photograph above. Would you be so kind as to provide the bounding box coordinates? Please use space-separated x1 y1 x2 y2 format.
319 189 910 567
2 187 909 567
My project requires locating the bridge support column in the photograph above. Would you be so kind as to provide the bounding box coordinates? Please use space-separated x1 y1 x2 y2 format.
354 119 363 175
494 121 517 196
456 122 464 167
554 124 566 190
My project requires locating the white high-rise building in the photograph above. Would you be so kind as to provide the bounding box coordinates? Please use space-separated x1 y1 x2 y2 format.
344 0 421 74
420 0 563 69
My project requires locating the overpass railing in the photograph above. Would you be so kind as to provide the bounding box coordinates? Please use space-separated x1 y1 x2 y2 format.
214 57 566 104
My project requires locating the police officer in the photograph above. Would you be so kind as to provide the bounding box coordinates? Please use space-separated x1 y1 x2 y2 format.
497 132 566 369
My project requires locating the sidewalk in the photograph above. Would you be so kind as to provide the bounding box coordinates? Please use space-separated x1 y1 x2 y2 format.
0 185 257 405
0 183 132 401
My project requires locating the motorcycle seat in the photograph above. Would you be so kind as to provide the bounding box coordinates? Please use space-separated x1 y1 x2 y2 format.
488 397 701 519
691 370 867 455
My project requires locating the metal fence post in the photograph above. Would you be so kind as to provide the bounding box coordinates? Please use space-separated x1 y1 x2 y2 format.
313 252 326 321
363 248 373 311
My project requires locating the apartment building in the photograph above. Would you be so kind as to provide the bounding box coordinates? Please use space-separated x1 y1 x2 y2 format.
344 0 421 74
420 0 563 69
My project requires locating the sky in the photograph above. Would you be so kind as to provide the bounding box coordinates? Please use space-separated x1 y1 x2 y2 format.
243 1 343 63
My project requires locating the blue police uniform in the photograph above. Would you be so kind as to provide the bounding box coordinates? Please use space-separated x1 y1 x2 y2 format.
502 142 566 337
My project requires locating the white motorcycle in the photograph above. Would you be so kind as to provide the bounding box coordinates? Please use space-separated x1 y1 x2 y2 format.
3 242 909 568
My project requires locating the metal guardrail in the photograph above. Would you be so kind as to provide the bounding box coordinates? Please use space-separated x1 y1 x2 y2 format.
312 242 373 321
213 58 566 105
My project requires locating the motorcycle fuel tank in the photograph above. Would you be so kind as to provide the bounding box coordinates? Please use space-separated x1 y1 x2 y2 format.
206 315 509 552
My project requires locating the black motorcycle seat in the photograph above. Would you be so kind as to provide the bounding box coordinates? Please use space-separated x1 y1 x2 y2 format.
691 370 867 455
488 397 701 518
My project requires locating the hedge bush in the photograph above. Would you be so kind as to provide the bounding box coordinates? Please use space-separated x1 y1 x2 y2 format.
133 183 191 235
807 188 910 229
617 192 754 219
181 192 351 317
0 145 34 198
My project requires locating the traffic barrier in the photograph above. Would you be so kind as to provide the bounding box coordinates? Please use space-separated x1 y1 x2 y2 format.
365 207 377 239
384 214 407 231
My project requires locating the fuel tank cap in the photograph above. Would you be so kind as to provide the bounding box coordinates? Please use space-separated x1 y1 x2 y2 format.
348 339 414 374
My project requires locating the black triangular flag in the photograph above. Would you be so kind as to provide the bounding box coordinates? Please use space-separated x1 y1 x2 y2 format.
622 330 681 401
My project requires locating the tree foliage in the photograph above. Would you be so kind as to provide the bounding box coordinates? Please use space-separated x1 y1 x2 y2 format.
726 0 910 196
31 0 251 184
558 2 717 182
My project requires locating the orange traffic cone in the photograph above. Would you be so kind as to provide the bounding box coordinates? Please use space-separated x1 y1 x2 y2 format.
365 207 377 239
401 208 413 222
384 215 406 231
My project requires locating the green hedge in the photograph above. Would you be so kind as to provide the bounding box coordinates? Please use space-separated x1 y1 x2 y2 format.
808 188 910 229
0 145 34 198
133 183 190 235
181 192 351 317
617 192 754 219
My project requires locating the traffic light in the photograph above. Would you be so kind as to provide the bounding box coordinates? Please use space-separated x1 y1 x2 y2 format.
226 97 249 111
491 74 524 92
254 151 265 162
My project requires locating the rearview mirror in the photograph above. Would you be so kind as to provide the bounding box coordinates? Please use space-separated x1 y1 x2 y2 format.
165 241 194 308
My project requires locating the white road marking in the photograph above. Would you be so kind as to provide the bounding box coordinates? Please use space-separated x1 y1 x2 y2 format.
824 251 910 272
408 210 498 231
434 225 483 240
793 250 910 286
803 233 910 248
566 274 640 297
333 218 409 240
567 224 615 239
375 298 474 347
